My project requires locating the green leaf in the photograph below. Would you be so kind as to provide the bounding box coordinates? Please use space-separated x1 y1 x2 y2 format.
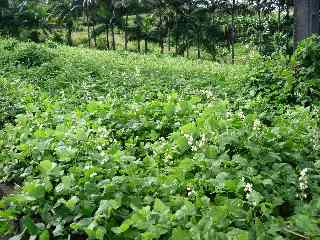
52 224 64 237
95 226 107 240
55 175 74 193
154 199 169 214
22 216 40 235
112 218 133 234
65 196 79 210
70 218 92 231
95 199 121 219
38 160 56 175
172 227 191 240
175 202 196 220
293 214 318 234
39 230 50 240
224 179 238 192
23 182 45 199
227 228 249 240
246 191 263 207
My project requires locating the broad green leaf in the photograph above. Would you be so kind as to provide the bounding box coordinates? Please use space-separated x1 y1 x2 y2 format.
246 191 263 207
23 182 45 199
227 228 249 240
95 226 106 240
65 196 79 210
172 227 191 240
112 218 133 234
154 199 170 214
39 230 50 240
22 216 40 235
38 160 56 175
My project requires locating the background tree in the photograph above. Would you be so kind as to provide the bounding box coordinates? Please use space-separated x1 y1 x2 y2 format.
49 0 82 46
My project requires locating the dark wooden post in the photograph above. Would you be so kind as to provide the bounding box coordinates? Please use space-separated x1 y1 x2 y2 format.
294 0 320 47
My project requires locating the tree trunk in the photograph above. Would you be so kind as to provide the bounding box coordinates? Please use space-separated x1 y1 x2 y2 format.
175 14 179 55
294 0 320 47
66 25 72 46
197 31 201 59
92 23 97 47
125 13 129 50
231 0 235 64
106 24 110 49
111 24 116 50
87 14 91 48
159 15 164 54
175 34 179 55
137 34 141 52
186 39 189 58
278 2 281 32
168 30 171 52
145 39 148 53
258 7 262 53
182 34 185 57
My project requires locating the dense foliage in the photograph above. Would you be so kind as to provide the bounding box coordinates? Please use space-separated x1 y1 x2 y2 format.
0 37 320 240
0 0 294 60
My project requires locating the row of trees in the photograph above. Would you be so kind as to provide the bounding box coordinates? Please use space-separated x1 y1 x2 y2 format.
0 0 295 60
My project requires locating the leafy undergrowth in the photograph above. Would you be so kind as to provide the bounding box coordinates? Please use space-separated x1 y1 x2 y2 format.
0 38 320 240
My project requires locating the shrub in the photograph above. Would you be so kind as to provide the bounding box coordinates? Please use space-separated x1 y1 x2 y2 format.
14 42 55 68
244 54 293 106
245 35 320 109
291 35 320 106
0 78 27 129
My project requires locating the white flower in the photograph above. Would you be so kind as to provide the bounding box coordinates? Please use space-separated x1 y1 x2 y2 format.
253 119 261 130
164 154 173 162
186 187 195 197
197 134 207 148
90 173 97 178
191 146 198 152
84 165 92 170
300 168 308 177
225 111 232 118
239 111 245 120
135 67 141 76
298 168 309 199
299 182 308 191
184 134 193 146
174 122 181 128
244 183 253 193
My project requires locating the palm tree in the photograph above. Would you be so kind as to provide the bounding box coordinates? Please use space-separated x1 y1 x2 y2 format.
148 0 167 54
83 0 97 47
50 0 82 46
191 0 210 59
114 0 131 50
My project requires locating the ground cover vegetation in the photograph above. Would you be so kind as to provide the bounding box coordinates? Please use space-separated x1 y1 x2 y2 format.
0 33 320 239
2 0 320 239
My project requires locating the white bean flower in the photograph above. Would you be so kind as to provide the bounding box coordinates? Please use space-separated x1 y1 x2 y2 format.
244 183 253 193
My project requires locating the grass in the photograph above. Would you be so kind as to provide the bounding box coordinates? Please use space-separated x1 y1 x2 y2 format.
67 28 257 64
